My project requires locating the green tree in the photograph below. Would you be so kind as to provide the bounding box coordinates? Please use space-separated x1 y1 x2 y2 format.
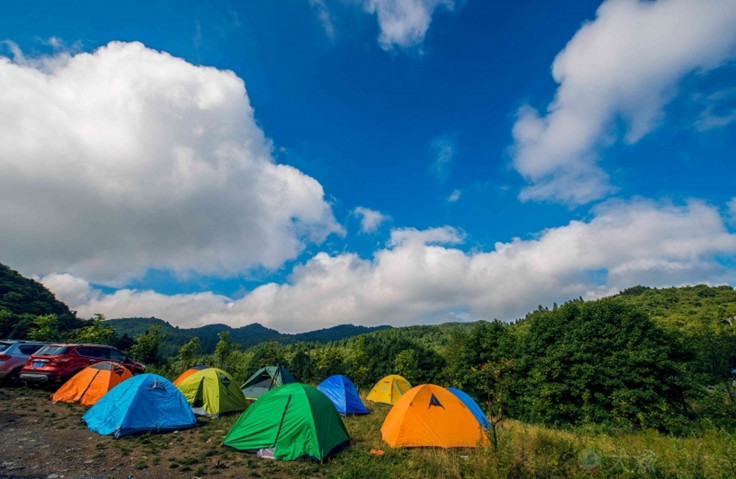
472 358 516 451
71 314 115 344
518 298 692 431
288 346 315 383
312 345 345 380
251 341 287 368
178 337 202 369
28 314 62 341
346 336 372 389
394 349 420 384
130 324 168 366
214 331 237 369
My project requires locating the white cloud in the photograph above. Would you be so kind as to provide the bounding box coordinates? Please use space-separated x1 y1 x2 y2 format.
727 197 736 224
310 0 336 39
361 0 457 51
43 199 736 333
430 134 455 184
353 207 391 233
388 226 464 247
511 0 736 205
448 189 461 202
695 87 736 131
0 41 343 285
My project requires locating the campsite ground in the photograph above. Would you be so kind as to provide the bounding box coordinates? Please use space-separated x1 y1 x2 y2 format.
3 385 736 478
0 385 349 479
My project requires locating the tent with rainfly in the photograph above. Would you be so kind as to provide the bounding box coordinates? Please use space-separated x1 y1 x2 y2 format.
240 365 297 400
176 367 248 417
223 382 350 461
381 384 488 448
173 364 211 386
51 361 132 406
366 374 412 405
447 387 491 429
317 374 369 415
83 374 197 438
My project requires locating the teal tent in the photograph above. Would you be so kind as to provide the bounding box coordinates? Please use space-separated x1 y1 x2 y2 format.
83 374 197 438
223 383 349 461
240 365 297 400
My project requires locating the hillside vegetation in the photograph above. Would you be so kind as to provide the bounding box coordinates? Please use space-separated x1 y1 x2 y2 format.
0 263 80 338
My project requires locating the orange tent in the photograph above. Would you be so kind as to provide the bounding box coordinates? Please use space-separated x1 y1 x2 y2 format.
366 374 412 405
51 361 132 406
173 365 211 386
381 384 488 448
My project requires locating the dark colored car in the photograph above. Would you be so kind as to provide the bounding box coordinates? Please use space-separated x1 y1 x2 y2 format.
0 340 48 386
19 343 145 384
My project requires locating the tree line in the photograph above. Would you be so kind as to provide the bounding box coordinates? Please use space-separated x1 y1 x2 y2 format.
3 264 736 436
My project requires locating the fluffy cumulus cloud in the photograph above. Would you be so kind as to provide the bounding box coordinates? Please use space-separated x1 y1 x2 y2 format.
43 199 736 332
0 41 343 285
353 207 391 233
511 0 736 205
361 0 458 51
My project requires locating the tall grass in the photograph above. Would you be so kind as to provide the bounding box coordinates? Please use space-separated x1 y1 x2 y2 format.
327 402 736 479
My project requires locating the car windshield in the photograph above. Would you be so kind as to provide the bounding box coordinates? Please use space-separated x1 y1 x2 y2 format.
0 342 11 353
35 345 70 356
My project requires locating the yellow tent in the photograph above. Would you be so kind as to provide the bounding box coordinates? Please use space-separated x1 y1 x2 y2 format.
51 361 132 406
366 374 412 405
381 384 488 448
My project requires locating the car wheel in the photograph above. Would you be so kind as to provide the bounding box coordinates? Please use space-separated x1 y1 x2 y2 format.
6 369 22 387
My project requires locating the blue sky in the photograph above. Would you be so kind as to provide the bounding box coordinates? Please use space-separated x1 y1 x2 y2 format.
1 0 735 332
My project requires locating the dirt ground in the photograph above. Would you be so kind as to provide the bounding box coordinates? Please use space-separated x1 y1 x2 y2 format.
0 386 332 479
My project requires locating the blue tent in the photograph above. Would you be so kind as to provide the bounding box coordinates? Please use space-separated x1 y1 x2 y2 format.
317 374 368 415
447 387 490 429
83 374 197 438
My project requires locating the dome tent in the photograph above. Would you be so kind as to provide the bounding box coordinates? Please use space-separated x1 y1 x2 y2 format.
52 361 132 406
317 374 368 415
447 387 491 429
83 374 197 438
381 384 488 448
240 365 297 400
176 367 247 417
366 374 412 405
173 364 211 386
223 383 350 461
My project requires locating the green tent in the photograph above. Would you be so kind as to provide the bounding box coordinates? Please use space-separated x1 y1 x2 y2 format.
223 383 350 461
176 367 247 417
240 365 297 400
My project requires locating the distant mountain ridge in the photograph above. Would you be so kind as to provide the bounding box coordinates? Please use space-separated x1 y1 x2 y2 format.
105 316 392 354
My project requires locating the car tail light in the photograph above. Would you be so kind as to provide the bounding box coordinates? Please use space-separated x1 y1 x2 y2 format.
0 354 10 361
52 358 70 364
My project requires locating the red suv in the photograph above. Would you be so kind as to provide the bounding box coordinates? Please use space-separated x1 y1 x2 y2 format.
20 343 145 384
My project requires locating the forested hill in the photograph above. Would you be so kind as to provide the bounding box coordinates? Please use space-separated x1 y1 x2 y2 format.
615 284 736 328
105 316 391 354
0 263 80 338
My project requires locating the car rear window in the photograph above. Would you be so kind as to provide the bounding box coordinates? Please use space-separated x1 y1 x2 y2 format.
19 344 44 355
35 345 70 356
0 342 11 353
